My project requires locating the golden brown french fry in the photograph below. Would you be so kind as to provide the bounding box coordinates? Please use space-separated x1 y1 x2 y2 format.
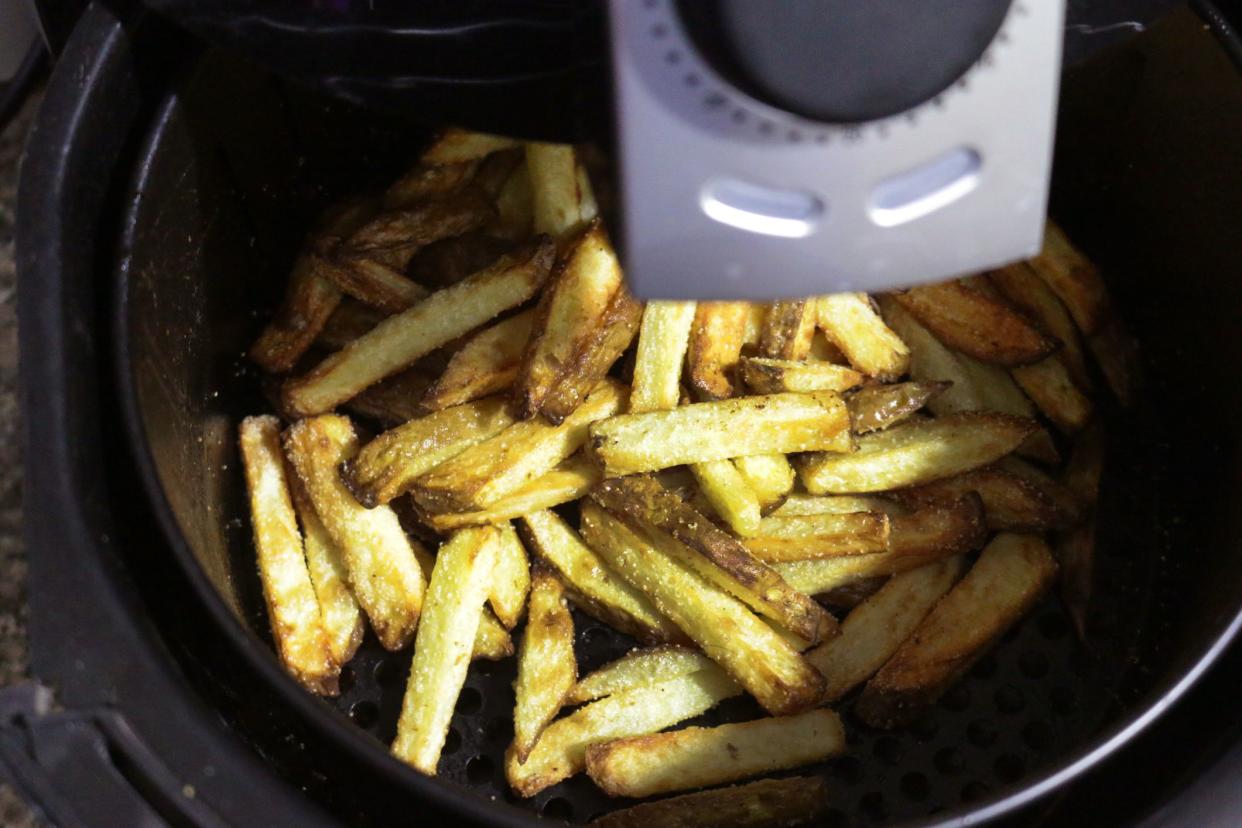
630 301 698 413
287 472 365 666
424 453 601 532
392 526 498 773
420 310 535 410
1012 356 1093 433
590 476 833 645
505 667 741 797
489 523 530 629
845 381 948 434
539 285 643 423
519 509 682 644
413 379 624 513
420 127 521 165
771 493 907 518
238 416 339 695
732 454 797 512
1027 221 1108 336
806 557 966 701
342 368 434 428
816 293 911 380
283 415 425 651
566 646 717 706
998 456 1084 523
586 709 845 798
527 143 595 237
895 464 1074 531
326 253 429 314
515 221 624 417
589 776 830 828
743 511 891 562
580 503 827 714
989 260 1091 389
856 532 1057 727
316 299 387 351
798 412 1037 494
687 302 751 400
339 190 496 269
512 565 576 761
382 160 479 209
284 239 554 416
410 543 514 661
893 281 1058 366
740 357 864 395
690 459 763 537
407 232 516 289
589 391 851 476
342 396 515 507
741 303 767 346
759 299 817 360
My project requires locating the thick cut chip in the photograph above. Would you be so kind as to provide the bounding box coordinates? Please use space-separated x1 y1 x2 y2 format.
283 415 425 651
425 454 601 532
527 143 596 237
239 416 339 694
567 646 717 706
580 503 826 715
1086 314 1141 407
585 708 845 798
806 557 965 701
799 412 1037 494
588 776 831 828
342 368 434 428
687 302 751 400
512 565 577 761
412 379 624 513
420 128 520 165
515 221 624 417
343 396 516 507
590 476 834 645
1027 221 1109 336
743 512 891 562
630 301 698 413
589 391 851 477
1012 356 1093 433
815 293 910 379
732 454 797 512
759 299 817 360
519 510 682 644
895 464 1075 531
856 533 1057 727
893 281 1057 366
771 494 906 518
505 667 741 797
690 458 763 537
392 527 498 773
410 543 514 660
327 253 429 314
988 261 1091 388
284 239 555 416
339 190 496 269
421 310 535 410
489 523 531 629
740 357 864 395
540 285 643 423
288 473 365 665
494 160 535 240
845 381 948 434
382 160 479 209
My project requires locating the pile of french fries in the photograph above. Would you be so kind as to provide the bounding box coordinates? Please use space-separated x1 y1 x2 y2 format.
236 128 1134 825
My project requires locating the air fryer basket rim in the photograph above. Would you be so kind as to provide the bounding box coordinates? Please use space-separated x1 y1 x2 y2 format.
107 5 1242 828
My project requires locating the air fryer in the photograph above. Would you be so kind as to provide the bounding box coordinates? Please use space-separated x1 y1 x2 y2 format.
8 1 1242 827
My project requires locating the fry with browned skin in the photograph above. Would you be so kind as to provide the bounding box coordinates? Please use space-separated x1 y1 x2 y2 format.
845 381 948 434
894 464 1075 531
407 232 516 289
341 368 433 428
894 280 1058 366
382 160 479 209
338 190 497 270
512 565 576 761
687 302 751 400
759 299 817 360
740 357 863 395
988 260 1092 389
815 293 911 379
540 285 643 423
421 310 535 410
588 776 831 828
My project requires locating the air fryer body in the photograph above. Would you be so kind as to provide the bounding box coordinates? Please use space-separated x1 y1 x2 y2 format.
10 2 1242 827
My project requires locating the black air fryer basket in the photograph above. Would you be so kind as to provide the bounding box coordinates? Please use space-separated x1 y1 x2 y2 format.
11 2 1242 826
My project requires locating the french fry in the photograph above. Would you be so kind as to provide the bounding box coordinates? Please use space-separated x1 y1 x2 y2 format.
687 302 751 400
815 293 911 379
327 253 429 314
806 557 966 701
287 473 365 666
424 453 601 532
410 543 515 661
392 526 499 773
1027 221 1108 336
732 454 797 512
471 147 525 198
589 391 851 476
412 379 624 513
895 464 1074 531
338 190 496 269
540 285 643 423
893 281 1058 366
342 396 516 507
316 299 387 351
590 476 833 645
690 459 762 537
505 667 741 797
740 357 863 395
284 239 554 416
512 565 577 761
283 415 425 651
845 381 948 434
998 456 1084 523
759 299 817 360
589 776 830 828
580 503 827 714
567 646 717 706
771 493 907 518
856 532 1057 727
516 221 624 417
519 509 683 644
493 160 534 239
489 523 531 629
586 709 845 798
1087 314 1141 407
238 416 339 695
988 261 1091 388
798 412 1037 494
1012 356 1093 433
630 301 698 413
527 143 595 237
420 310 535 410
382 160 479 209
743 511 891 562
817 576 889 611
420 127 521 165
742 303 767 346
406 232 516 289
342 368 434 428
